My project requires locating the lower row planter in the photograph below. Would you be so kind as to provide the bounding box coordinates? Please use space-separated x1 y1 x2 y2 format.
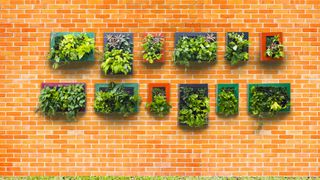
216 84 239 116
146 83 172 117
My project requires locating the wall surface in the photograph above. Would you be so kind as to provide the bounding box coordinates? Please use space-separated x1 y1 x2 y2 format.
0 0 320 177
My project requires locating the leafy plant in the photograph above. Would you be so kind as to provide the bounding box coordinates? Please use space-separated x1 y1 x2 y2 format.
94 82 141 117
179 87 210 128
249 86 290 118
217 88 238 116
48 33 95 69
225 32 249 65
173 34 217 67
36 84 86 121
146 88 171 117
101 34 133 75
142 34 164 63
266 35 284 59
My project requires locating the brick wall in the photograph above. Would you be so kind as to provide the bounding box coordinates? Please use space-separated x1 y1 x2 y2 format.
0 0 319 177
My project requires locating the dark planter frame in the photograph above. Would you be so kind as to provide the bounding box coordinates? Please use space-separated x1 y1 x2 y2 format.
260 32 284 61
216 83 239 115
225 32 249 63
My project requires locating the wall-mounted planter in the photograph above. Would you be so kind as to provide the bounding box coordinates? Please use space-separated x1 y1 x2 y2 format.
216 84 239 116
146 83 171 117
178 84 209 128
248 83 291 118
147 83 170 103
49 32 95 69
102 33 134 75
142 33 165 64
260 32 284 61
225 32 249 66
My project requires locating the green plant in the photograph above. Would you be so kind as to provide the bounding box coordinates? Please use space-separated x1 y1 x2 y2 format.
249 86 290 118
146 88 171 117
94 82 141 117
173 34 217 67
266 35 284 59
179 87 210 128
48 33 95 69
225 32 249 65
101 34 133 75
218 88 238 116
142 34 164 63
36 84 86 121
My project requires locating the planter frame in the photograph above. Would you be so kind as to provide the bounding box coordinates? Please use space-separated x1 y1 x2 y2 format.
260 32 284 61
142 33 165 63
147 83 170 103
216 83 239 115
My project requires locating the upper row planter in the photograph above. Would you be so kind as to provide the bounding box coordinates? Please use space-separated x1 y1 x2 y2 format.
142 33 165 64
225 32 249 66
260 32 284 61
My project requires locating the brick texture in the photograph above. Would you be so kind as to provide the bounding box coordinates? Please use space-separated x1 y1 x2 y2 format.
0 0 320 177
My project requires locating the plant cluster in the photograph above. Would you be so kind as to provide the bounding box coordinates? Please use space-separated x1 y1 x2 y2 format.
142 34 164 64
173 34 217 67
48 33 95 69
249 86 290 118
101 34 133 75
94 82 141 117
179 87 210 128
37 84 86 121
146 88 172 117
225 32 249 65
217 88 238 116
266 35 284 59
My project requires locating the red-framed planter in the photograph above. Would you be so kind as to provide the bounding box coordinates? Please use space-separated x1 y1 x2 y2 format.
260 32 283 61
147 83 170 103
142 33 165 63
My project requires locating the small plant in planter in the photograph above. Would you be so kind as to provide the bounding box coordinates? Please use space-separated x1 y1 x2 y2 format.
101 33 133 75
36 83 86 121
225 32 249 65
94 82 141 117
142 33 164 64
173 33 217 67
260 32 284 61
178 84 210 128
248 84 290 118
217 84 239 116
48 32 95 69
146 85 171 117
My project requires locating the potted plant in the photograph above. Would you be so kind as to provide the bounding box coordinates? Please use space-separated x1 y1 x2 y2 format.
142 33 164 64
94 82 141 117
260 32 284 61
101 33 133 75
36 83 86 121
248 83 290 118
178 84 210 128
173 32 217 67
48 32 95 69
216 84 239 116
146 83 171 117
225 32 249 65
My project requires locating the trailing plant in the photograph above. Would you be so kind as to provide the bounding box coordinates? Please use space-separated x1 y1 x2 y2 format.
48 33 95 69
225 32 249 65
266 35 284 59
142 34 164 64
179 87 210 128
249 86 290 118
36 84 86 121
173 34 217 67
146 88 171 117
101 34 133 75
94 82 141 117
217 88 238 116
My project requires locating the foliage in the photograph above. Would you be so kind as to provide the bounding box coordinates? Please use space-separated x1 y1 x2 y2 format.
173 34 217 67
266 35 284 59
179 87 210 128
105 34 132 53
146 88 171 117
249 86 290 118
225 32 249 65
48 33 95 69
36 84 86 121
94 82 141 117
217 88 238 116
142 34 164 63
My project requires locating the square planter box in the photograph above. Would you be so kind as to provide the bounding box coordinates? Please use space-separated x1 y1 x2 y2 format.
225 32 249 61
142 33 165 63
41 82 87 112
216 83 239 115
174 32 217 47
178 84 209 128
248 83 291 114
95 83 139 112
260 32 283 61
103 32 134 75
147 83 170 103
50 32 95 62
